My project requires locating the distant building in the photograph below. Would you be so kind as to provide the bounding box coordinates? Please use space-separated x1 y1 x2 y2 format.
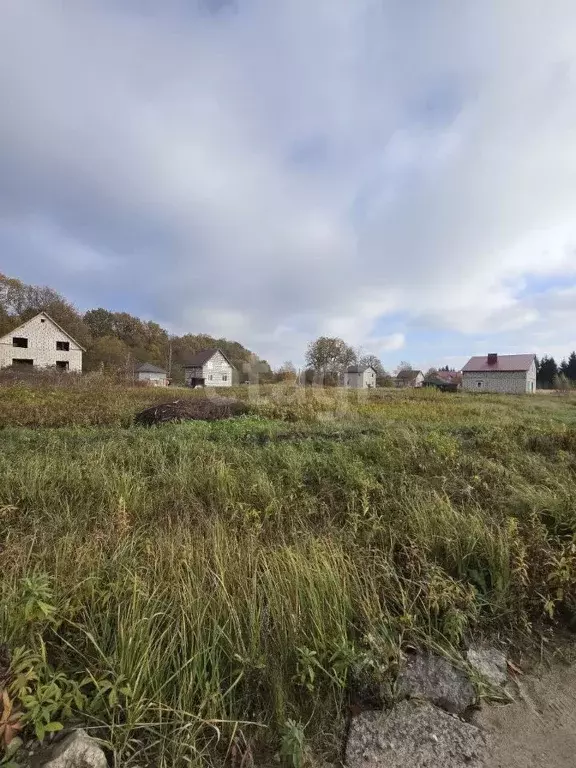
343 365 377 389
462 353 536 394
136 362 168 387
394 369 424 388
0 311 84 372
424 370 462 391
183 348 234 387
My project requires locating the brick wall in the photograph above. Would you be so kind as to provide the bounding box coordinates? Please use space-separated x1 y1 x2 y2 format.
462 366 536 394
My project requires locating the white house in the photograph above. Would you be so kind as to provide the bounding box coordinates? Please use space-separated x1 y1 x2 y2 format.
394 369 425 388
136 362 168 386
0 312 84 372
183 348 234 387
462 353 536 394
343 365 377 389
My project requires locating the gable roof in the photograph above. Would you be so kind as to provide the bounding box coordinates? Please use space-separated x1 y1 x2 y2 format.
396 368 422 380
136 362 166 374
0 311 86 352
462 354 535 373
183 347 235 369
346 365 376 374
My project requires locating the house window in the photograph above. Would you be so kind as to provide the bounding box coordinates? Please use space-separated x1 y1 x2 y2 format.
477 381 483 388
208 374 213 381
13 337 28 348
56 341 70 351
56 361 69 371
222 374 228 381
13 358 33 367
40 318 45 323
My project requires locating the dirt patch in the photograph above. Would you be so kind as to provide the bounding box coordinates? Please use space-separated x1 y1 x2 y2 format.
134 397 249 425
474 659 576 768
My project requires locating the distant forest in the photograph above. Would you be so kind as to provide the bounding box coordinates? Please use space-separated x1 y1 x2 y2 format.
536 353 576 390
0 273 272 383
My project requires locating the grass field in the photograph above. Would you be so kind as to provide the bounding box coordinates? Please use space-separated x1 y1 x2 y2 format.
2 381 576 766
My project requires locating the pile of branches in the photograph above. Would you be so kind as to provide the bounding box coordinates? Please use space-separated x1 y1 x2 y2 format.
134 397 249 426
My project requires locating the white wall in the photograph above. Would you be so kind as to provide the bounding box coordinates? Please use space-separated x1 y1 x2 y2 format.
137 372 167 386
184 351 234 387
0 313 82 372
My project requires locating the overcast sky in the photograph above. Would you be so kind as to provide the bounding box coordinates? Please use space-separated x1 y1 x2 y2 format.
1 1 575 369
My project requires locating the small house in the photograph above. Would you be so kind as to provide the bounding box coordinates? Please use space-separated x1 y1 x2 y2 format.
394 369 424 388
462 353 536 394
183 348 234 387
0 311 84 372
343 365 377 389
136 362 168 387
424 370 462 392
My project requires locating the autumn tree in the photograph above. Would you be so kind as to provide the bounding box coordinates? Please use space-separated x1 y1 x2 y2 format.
305 337 356 379
359 354 384 375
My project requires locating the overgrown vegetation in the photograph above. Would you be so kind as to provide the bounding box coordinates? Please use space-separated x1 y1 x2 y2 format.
2 383 576 766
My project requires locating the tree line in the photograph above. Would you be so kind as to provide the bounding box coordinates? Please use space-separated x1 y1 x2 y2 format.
536 353 576 389
0 274 272 383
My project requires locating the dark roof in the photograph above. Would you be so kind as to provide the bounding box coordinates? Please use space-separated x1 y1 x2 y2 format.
396 369 422 380
136 362 166 374
183 348 235 369
346 365 376 374
462 354 535 373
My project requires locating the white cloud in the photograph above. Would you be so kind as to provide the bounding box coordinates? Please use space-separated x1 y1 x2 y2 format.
1 1 576 364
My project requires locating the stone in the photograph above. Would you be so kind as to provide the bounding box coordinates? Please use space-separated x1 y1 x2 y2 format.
345 700 486 768
396 651 476 714
467 648 508 687
32 729 107 768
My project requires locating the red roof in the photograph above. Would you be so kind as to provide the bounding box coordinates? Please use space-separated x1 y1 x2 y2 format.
462 354 535 373
435 370 461 381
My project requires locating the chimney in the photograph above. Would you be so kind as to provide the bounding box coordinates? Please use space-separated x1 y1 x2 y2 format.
487 353 498 365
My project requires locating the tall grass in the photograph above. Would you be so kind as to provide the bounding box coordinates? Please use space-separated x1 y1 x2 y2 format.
1 386 576 765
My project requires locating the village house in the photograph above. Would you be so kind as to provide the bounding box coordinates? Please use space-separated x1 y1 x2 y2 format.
424 370 462 392
394 369 424 388
462 353 536 394
183 348 234 387
343 365 377 389
0 312 84 372
135 362 168 387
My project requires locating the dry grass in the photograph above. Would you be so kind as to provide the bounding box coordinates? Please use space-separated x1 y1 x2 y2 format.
1 381 576 766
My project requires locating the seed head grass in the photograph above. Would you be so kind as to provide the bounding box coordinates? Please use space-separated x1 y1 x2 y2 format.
1 383 576 765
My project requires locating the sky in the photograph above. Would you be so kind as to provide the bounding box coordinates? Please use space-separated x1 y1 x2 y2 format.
1 0 576 370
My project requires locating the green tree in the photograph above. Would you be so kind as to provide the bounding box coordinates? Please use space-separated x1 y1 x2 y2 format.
305 337 356 378
560 351 576 382
537 355 558 389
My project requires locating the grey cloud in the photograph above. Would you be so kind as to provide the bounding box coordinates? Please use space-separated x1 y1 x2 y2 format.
1 1 576 363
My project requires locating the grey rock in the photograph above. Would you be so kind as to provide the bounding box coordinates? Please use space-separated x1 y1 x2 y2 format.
467 648 508 687
32 729 107 768
346 700 486 768
396 651 476 714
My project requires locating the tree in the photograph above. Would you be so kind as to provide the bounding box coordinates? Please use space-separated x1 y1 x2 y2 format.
305 337 356 378
561 351 576 382
554 372 571 391
84 308 116 338
396 361 413 373
537 355 558 389
424 367 438 381
276 361 297 382
83 336 131 373
359 354 384 375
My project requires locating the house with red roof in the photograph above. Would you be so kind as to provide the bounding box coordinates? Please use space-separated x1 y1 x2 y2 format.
462 353 536 394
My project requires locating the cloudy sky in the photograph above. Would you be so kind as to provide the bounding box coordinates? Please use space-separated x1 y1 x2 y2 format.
1 1 575 369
